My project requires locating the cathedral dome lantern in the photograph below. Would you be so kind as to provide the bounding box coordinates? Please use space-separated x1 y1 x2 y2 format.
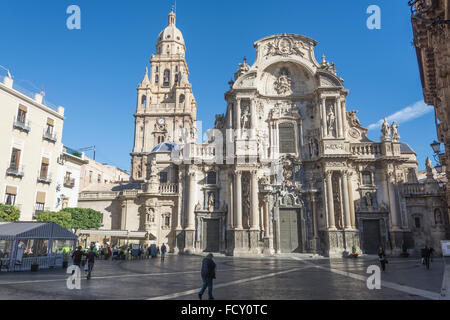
156 9 185 51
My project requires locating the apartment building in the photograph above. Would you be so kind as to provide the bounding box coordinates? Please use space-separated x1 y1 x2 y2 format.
0 74 65 221
79 155 130 191
55 146 88 211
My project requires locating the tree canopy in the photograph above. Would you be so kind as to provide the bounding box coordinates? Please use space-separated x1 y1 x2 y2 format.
36 210 73 229
0 204 20 222
60 208 102 231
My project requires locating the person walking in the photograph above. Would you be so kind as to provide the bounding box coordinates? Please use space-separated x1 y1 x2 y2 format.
378 246 387 272
424 245 431 270
198 253 216 300
161 243 167 262
71 246 84 269
86 246 98 280
150 244 157 258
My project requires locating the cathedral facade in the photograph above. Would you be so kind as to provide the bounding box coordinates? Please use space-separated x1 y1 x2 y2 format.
78 10 448 257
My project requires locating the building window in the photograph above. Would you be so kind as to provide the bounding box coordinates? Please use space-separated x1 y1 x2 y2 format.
163 69 170 86
179 94 185 103
97 174 101 184
39 158 49 179
414 217 421 228
175 66 178 72
175 74 179 83
17 105 27 124
9 148 21 171
155 66 159 73
165 216 170 227
207 171 216 185
159 172 168 184
4 186 17 205
45 118 54 135
362 172 372 185
435 209 443 224
89 171 93 183
141 95 147 106
279 122 295 154
35 191 46 217
155 74 159 83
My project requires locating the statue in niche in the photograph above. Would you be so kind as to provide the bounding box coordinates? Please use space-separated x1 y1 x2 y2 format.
208 193 215 212
365 192 373 208
308 137 318 158
150 158 158 178
327 107 335 136
240 106 250 129
147 207 155 224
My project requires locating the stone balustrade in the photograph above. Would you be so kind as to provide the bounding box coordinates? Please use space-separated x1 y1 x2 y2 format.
350 143 382 157
159 183 178 194
78 191 120 200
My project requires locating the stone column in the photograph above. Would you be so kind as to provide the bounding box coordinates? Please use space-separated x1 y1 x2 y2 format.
341 98 347 136
341 170 352 229
250 99 257 139
121 201 127 230
326 170 336 229
335 98 344 138
234 171 243 229
263 198 269 238
347 171 356 228
386 172 400 230
310 192 319 252
321 98 327 138
227 172 233 229
235 98 241 138
250 170 260 230
186 171 196 230
176 171 184 230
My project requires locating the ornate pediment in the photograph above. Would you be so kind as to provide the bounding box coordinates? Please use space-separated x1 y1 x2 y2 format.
265 36 305 58
269 101 302 120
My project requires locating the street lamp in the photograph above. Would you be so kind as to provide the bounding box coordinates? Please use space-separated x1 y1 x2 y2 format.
430 140 443 173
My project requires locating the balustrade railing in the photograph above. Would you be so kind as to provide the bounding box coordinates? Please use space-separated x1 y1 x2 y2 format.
350 143 382 156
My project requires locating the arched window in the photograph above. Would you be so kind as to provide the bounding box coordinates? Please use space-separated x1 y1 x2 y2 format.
175 74 179 83
279 122 295 154
179 94 185 104
155 74 159 83
435 209 443 224
207 171 216 185
163 69 170 86
141 95 147 106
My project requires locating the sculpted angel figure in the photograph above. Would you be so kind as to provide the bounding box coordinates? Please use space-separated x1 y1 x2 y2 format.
391 121 400 141
327 108 335 136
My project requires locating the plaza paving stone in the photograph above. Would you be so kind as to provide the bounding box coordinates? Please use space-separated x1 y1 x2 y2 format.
0 255 445 300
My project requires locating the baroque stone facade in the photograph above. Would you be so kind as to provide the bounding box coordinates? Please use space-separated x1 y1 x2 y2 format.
78 10 448 256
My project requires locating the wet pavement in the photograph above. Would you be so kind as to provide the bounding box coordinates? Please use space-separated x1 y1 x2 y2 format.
0 254 446 300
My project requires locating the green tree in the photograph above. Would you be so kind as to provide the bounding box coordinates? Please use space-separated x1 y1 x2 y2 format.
36 210 73 229
0 204 20 221
61 208 102 232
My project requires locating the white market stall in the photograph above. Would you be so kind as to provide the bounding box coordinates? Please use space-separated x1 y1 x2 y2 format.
0 222 78 272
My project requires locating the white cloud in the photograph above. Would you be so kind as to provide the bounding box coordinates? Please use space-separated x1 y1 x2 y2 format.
367 100 433 131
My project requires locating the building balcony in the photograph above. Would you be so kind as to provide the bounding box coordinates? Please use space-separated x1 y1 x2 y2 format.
43 131 57 143
159 183 178 194
13 117 31 133
6 164 24 178
37 172 52 184
63 178 75 188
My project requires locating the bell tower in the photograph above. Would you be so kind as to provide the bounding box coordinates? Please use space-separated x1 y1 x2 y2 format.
131 9 198 181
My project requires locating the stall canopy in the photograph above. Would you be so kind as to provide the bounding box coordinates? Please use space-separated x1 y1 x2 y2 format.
0 222 77 241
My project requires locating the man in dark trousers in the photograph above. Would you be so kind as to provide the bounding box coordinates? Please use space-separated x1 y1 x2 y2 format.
198 253 216 300
86 246 98 280
72 246 84 268
161 243 167 262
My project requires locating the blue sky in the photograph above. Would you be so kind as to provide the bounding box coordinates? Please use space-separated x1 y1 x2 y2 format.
0 0 437 171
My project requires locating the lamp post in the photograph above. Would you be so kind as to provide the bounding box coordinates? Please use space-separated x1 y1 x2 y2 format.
430 140 443 173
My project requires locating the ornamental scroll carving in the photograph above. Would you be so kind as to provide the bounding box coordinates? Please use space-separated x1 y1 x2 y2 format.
265 36 305 57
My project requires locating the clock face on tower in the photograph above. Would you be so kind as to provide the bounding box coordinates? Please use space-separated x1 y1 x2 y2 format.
158 118 165 125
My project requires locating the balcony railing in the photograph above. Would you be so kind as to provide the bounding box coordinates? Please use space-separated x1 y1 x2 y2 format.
63 178 75 188
43 130 57 143
37 172 52 184
159 183 178 194
350 143 382 157
6 164 24 178
13 116 31 133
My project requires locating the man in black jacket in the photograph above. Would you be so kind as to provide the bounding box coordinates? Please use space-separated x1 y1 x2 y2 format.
198 253 216 300
72 246 84 268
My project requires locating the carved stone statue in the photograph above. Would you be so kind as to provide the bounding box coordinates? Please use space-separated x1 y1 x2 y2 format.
347 110 361 127
208 193 215 212
150 158 158 178
274 74 292 95
215 114 225 129
365 192 373 207
391 121 400 141
195 201 202 211
327 107 335 136
381 118 391 140
240 106 250 129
